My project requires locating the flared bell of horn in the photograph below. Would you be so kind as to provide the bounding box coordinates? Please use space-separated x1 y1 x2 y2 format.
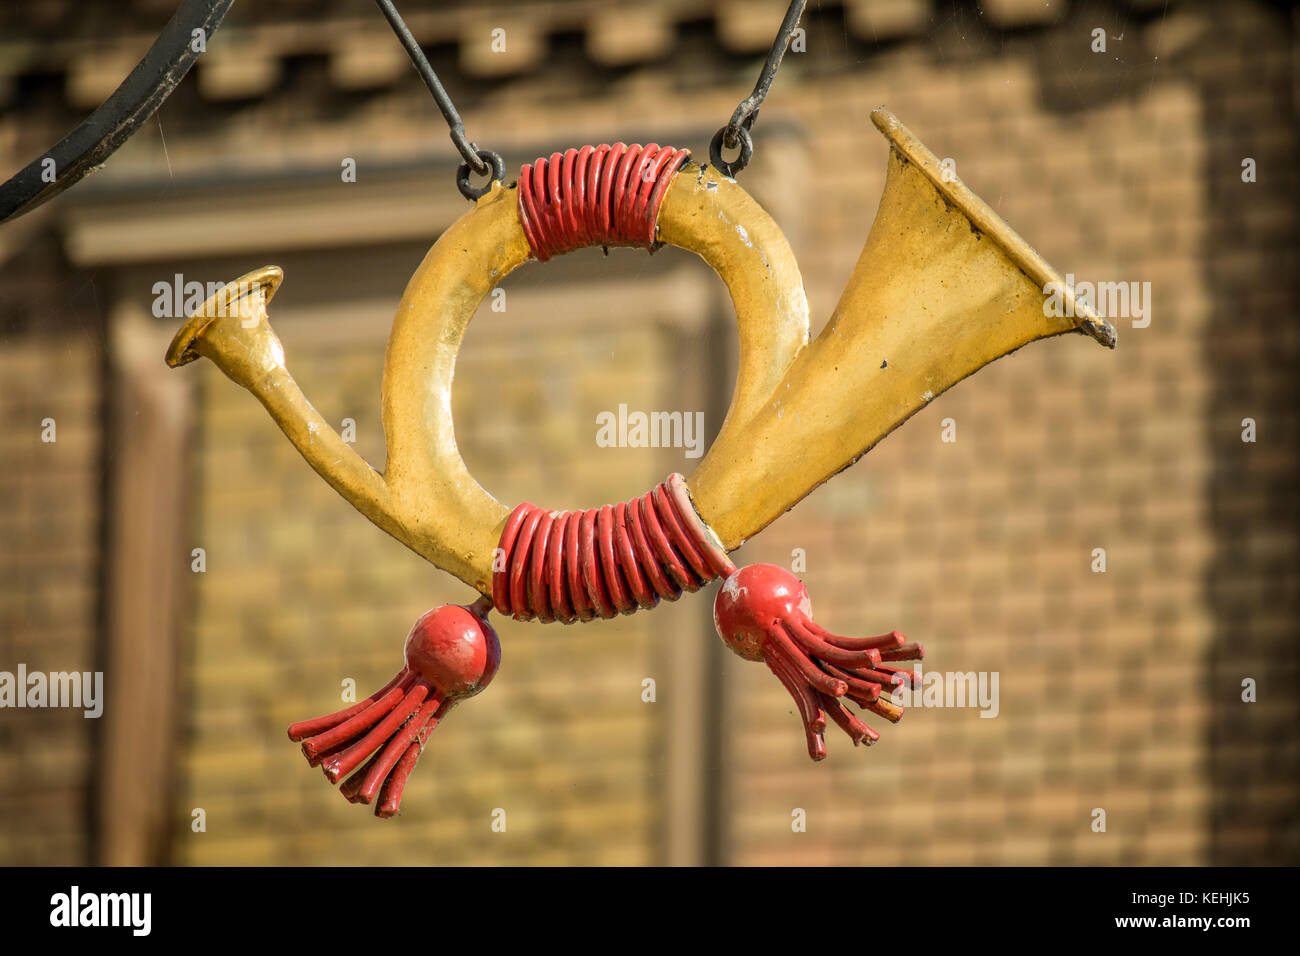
166 264 286 380
165 265 397 546
688 108 1117 548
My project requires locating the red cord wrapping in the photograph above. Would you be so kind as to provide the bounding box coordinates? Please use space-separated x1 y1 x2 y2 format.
493 474 734 623
517 144 690 262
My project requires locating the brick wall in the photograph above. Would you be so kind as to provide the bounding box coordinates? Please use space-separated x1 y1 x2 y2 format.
0 338 101 864
1 0 1295 866
727 69 1217 864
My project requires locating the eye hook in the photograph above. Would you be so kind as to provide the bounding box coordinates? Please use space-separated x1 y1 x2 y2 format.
374 0 505 200
708 0 807 178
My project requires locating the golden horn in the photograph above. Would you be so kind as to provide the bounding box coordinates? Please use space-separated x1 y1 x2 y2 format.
167 111 1114 592
165 122 1123 798
686 108 1117 547
166 169 811 593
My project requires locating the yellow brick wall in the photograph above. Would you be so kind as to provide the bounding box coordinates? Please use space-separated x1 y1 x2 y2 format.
720 66 1217 865
0 339 100 865
130 3 1300 866
1 0 1295 866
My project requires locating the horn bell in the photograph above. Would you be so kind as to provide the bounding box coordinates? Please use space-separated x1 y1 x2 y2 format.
688 108 1117 548
165 264 285 377
164 265 397 552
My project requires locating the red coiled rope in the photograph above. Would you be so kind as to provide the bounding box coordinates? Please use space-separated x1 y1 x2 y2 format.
493 474 735 623
517 144 690 262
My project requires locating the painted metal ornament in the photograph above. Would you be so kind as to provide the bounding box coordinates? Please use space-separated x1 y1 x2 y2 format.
288 599 499 816
166 109 1115 815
